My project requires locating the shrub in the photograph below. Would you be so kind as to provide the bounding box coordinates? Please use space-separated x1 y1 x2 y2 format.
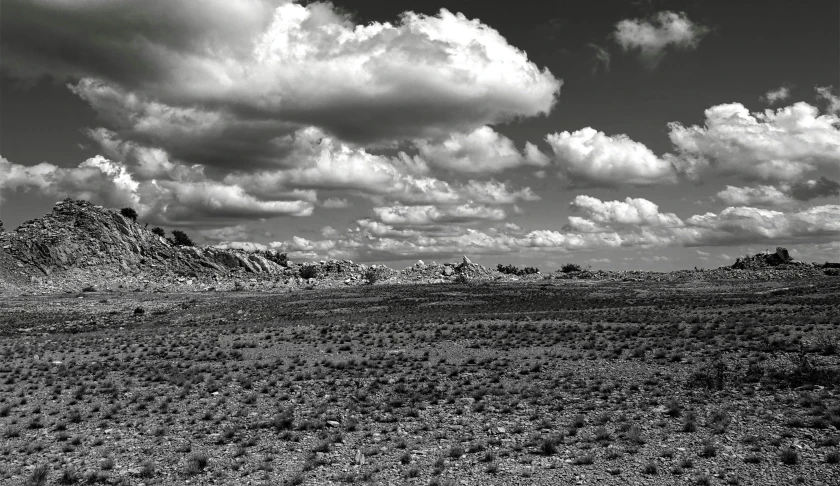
186 452 208 475
170 230 195 247
780 448 798 465
496 264 539 276
299 265 318 279
26 464 49 486
151 227 166 237
120 207 138 222
561 263 582 273
365 267 380 284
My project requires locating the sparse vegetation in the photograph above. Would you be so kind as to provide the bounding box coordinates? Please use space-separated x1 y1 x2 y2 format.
1 278 837 484
151 226 166 237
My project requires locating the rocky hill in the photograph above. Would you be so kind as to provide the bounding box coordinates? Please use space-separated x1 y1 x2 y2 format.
0 199 509 294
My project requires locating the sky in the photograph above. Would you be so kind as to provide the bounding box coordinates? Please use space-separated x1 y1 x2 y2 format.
1 0 839 271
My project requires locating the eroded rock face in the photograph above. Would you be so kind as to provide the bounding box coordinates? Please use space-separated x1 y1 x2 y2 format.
0 199 512 294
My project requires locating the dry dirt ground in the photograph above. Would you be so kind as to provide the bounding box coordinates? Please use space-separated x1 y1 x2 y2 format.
1 278 839 486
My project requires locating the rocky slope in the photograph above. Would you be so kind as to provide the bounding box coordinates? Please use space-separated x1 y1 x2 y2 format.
0 199 509 294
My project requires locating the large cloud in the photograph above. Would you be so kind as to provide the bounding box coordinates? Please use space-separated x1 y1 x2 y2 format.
544 127 677 187
612 11 709 68
716 177 840 206
2 0 561 167
685 205 840 245
668 102 840 181
715 185 793 207
0 155 140 208
223 127 539 206
569 195 683 227
372 204 506 226
415 126 547 173
0 155 313 226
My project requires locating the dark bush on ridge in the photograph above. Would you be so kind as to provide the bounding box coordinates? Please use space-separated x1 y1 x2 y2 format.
151 226 166 237
300 265 318 279
120 207 138 221
170 230 195 247
561 263 582 273
496 264 539 276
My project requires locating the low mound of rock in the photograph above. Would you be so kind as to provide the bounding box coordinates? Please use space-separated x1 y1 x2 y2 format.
731 247 802 270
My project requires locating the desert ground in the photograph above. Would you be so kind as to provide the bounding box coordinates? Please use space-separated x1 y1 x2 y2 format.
1 277 839 485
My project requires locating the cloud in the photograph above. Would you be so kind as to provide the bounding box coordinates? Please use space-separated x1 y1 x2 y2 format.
3 1 561 169
414 126 546 173
761 86 790 105
612 11 709 68
544 127 677 187
1 155 139 208
716 178 840 206
321 197 350 209
224 127 538 206
569 195 683 227
816 86 840 114
586 43 611 75
668 102 840 181
199 225 251 242
372 204 506 226
685 205 840 245
789 176 840 201
715 184 793 207
213 241 269 252
0 155 313 226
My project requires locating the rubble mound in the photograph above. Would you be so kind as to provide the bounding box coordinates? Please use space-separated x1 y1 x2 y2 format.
731 247 801 270
455 255 501 281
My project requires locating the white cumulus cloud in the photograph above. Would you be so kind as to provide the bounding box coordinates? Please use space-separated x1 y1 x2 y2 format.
613 11 709 68
545 127 677 187
668 102 840 181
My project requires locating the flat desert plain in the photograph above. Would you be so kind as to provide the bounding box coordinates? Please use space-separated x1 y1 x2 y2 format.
1 278 839 485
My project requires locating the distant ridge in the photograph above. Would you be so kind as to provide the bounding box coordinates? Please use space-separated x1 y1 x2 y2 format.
0 199 505 294
1 199 836 295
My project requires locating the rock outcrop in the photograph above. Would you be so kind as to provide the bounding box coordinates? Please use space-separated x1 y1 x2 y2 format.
731 247 798 270
0 199 510 294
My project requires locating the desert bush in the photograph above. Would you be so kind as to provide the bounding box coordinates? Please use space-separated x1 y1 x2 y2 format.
687 359 727 390
299 265 318 279
766 351 840 387
496 264 539 276
780 447 799 465
185 452 208 475
170 230 195 247
151 226 166 237
25 464 49 486
365 267 380 284
120 207 138 222
561 263 582 273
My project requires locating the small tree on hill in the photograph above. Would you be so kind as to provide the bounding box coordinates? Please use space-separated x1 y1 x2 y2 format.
170 229 195 247
120 207 138 222
561 263 582 273
299 265 318 279
151 227 166 238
